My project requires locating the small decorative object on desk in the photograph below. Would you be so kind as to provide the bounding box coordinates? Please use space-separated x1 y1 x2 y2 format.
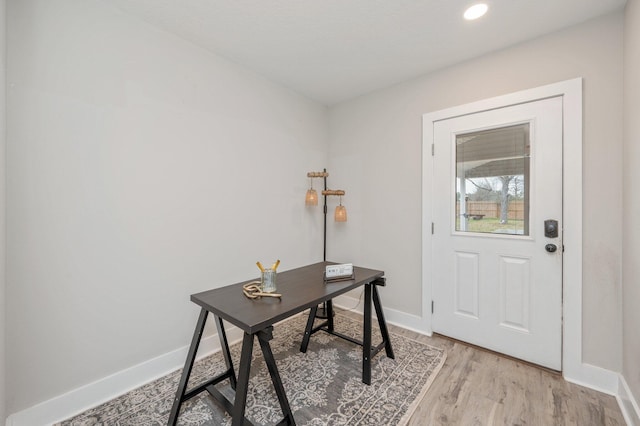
324 263 355 282
242 282 281 299
242 260 283 299
257 260 280 293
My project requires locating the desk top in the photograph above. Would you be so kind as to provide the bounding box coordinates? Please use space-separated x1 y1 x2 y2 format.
191 262 384 334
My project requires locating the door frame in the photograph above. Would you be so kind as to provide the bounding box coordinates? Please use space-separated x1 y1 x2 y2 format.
422 78 613 390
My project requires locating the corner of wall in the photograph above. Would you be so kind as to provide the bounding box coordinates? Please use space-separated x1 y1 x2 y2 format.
618 374 640 426
623 0 640 425
1 0 7 422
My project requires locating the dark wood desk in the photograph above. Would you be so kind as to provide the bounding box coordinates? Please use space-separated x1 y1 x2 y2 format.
168 261 394 426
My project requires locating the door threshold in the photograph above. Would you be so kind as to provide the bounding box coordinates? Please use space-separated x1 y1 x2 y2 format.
433 332 562 375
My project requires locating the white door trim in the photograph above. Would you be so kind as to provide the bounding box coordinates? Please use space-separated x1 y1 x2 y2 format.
422 78 617 393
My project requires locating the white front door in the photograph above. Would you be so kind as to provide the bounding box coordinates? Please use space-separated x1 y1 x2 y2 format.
432 96 563 370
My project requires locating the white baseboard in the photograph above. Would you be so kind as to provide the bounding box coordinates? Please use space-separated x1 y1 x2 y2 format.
332 293 429 336
563 362 620 395
5 326 244 426
618 374 640 426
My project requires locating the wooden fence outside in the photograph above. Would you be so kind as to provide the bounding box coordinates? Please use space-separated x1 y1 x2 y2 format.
456 200 525 220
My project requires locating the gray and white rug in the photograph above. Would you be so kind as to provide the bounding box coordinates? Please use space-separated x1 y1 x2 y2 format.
59 312 446 426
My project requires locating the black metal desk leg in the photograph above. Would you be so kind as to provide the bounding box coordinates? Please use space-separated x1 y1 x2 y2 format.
300 306 318 353
362 282 372 385
168 308 209 426
215 315 237 389
231 332 255 426
326 299 335 332
258 328 296 425
372 284 395 359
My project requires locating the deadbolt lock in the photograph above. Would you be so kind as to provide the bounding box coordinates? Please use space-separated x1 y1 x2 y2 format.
544 219 558 238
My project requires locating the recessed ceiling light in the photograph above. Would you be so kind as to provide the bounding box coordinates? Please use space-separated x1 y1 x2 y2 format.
464 3 488 20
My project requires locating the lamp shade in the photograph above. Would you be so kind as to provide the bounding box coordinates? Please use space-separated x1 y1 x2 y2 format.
334 205 347 222
305 188 318 206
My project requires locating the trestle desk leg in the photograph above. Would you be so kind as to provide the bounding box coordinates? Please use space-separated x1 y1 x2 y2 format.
168 308 208 426
258 327 296 425
372 283 395 359
362 282 372 385
215 315 237 389
326 299 335 332
300 306 318 353
231 332 255 426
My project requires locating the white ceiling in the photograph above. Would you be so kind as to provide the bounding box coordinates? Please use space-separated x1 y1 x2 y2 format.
106 0 626 105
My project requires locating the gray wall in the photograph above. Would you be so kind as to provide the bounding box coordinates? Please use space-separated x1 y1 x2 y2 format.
623 0 640 414
328 13 624 371
6 0 328 414
1 0 6 423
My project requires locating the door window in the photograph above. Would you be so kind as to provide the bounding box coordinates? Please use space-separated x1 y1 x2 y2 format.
455 123 530 235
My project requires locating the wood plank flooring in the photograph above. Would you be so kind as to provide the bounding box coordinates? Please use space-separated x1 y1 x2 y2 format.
337 309 626 426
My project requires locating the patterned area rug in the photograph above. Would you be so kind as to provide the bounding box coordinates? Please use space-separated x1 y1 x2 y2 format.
60 312 446 426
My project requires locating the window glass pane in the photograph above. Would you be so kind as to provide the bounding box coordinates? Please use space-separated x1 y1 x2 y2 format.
455 124 530 235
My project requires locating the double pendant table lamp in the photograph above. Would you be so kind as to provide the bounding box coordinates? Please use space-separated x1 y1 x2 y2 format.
306 169 347 317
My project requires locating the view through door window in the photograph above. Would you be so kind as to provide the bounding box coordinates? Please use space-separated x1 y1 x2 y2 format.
455 123 530 235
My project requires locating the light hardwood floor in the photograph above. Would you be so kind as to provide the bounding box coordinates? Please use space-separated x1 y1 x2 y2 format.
337 309 626 426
